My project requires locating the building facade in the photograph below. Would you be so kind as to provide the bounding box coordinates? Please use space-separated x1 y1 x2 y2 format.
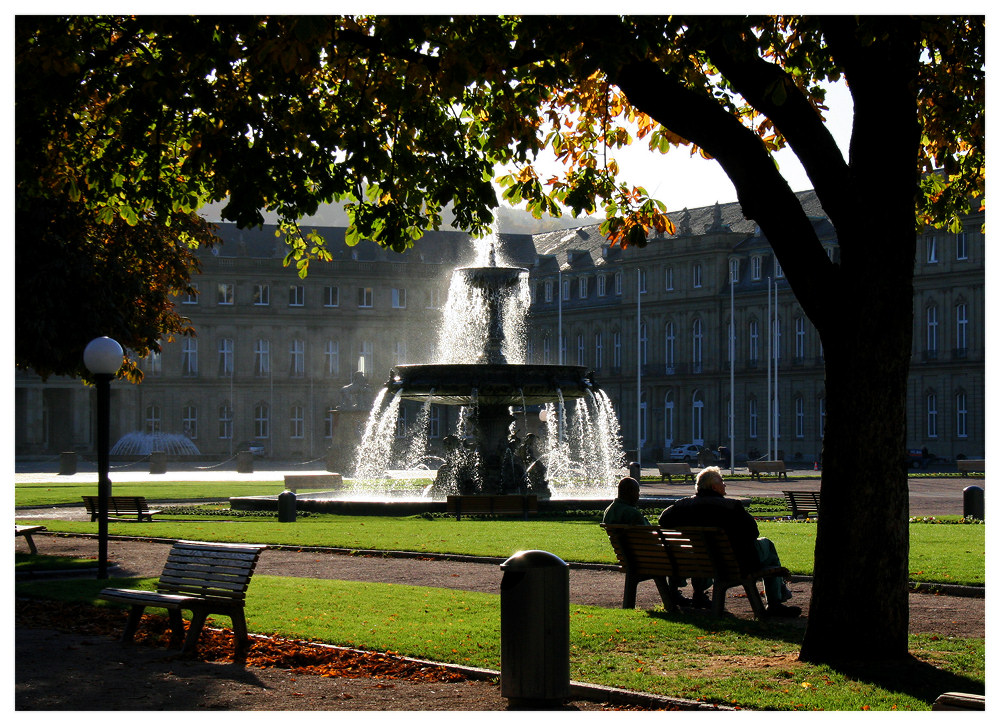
15 193 985 466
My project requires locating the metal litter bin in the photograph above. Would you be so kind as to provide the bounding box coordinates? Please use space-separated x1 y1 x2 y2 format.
500 549 570 706
278 489 297 522
236 450 254 473
628 461 641 480
963 485 984 520
59 451 77 476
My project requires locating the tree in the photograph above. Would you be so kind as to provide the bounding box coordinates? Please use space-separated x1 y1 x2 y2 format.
16 15 983 663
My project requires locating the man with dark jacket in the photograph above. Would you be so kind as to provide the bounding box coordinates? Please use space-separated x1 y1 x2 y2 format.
658 466 800 617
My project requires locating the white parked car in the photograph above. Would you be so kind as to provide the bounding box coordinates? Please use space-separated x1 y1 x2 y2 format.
669 443 702 462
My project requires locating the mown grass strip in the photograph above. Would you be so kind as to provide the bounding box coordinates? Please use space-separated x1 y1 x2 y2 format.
19 516 984 586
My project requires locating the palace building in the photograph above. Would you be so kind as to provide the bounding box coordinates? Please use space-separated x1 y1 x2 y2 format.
15 192 984 467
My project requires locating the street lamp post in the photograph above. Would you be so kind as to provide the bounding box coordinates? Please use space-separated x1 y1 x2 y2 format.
84 336 123 579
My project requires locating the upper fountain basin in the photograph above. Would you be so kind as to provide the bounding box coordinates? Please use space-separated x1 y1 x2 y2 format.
387 363 594 406
455 266 527 289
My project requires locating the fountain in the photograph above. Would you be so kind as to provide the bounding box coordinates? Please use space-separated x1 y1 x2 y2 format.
110 431 201 457
347 232 625 501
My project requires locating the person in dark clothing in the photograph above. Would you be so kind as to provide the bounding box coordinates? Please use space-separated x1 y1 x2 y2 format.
658 466 800 617
602 477 649 525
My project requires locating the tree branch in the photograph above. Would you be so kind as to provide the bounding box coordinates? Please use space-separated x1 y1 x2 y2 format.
605 57 837 325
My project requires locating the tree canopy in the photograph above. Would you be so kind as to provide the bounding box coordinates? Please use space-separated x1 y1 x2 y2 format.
16 15 984 664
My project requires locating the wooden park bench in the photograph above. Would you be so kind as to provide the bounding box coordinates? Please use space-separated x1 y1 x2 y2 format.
16 524 46 554
602 524 790 619
782 490 821 519
656 462 695 484
747 460 788 481
99 540 266 656
82 495 162 522
446 494 538 521
956 459 985 477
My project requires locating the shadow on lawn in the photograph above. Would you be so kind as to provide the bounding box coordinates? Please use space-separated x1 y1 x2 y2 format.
644 607 807 646
644 609 983 705
824 656 984 705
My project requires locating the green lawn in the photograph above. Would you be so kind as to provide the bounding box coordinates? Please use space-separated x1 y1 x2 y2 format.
15 574 985 711
17 514 984 586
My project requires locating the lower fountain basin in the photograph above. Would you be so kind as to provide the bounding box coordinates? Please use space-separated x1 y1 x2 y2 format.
387 363 595 405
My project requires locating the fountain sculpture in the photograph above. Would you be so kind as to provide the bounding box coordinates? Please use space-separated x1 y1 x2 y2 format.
349 233 624 500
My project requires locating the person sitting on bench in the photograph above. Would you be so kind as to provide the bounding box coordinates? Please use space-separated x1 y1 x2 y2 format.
658 466 801 618
602 477 649 526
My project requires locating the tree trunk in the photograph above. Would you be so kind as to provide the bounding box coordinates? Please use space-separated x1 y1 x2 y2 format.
799 228 914 663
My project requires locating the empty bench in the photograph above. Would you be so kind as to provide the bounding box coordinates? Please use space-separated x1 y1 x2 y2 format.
99 540 266 656
957 459 985 477
16 524 46 554
656 462 695 484
82 495 161 522
747 460 788 481
446 494 538 520
783 490 820 519
602 524 790 619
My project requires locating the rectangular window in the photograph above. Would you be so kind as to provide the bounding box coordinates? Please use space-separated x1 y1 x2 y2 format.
218 403 232 440
359 340 373 376
217 282 234 305
750 256 761 281
181 338 198 377
182 283 199 305
577 334 586 366
145 404 161 434
182 406 198 439
324 285 339 307
358 287 374 308
254 339 270 376
614 272 623 295
429 405 441 439
729 258 739 283
579 276 588 299
253 283 270 306
289 285 305 306
324 409 334 439
146 349 161 376
926 394 938 438
289 339 305 377
665 322 675 372
613 331 621 369
562 277 570 301
542 337 551 364
290 405 304 439
426 288 441 309
795 317 806 360
664 266 674 291
749 398 758 439
394 340 406 365
544 280 553 302
254 403 269 439
218 338 233 377
956 303 968 351
638 268 647 293
774 258 784 278
927 235 938 264
749 320 759 363
956 392 968 438
597 274 607 297
692 263 702 288
955 233 968 261
392 288 406 308
795 397 804 438
325 340 340 376
926 306 939 353
594 332 603 371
